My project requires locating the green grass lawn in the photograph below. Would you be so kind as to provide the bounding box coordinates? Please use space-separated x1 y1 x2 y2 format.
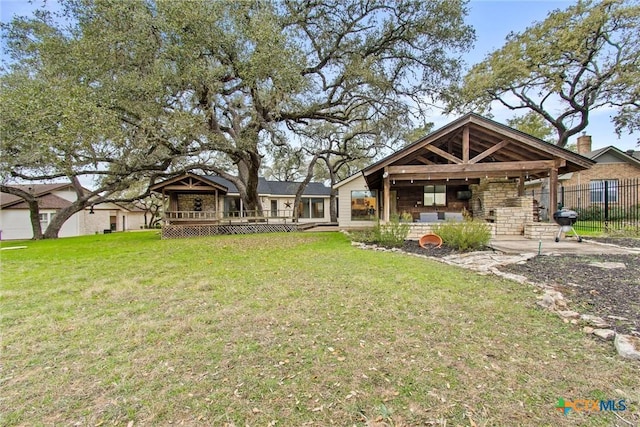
1 231 638 426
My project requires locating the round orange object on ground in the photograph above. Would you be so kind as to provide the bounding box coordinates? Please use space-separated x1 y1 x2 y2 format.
419 233 443 249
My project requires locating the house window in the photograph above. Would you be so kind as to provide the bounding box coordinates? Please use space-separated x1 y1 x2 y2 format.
39 212 55 228
424 185 446 206
224 197 242 217
590 180 618 203
298 198 325 219
351 191 377 220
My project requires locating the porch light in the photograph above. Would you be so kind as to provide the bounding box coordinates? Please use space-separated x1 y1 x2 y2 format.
89 206 94 214
392 179 395 185
411 179 413 184
465 177 468 181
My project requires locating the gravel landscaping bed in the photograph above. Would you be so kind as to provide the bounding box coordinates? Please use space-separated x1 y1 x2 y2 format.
500 253 639 336
401 238 640 337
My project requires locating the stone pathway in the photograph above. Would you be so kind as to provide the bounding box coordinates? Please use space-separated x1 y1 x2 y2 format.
353 241 640 362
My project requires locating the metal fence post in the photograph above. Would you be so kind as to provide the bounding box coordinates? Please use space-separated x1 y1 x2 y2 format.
604 180 609 232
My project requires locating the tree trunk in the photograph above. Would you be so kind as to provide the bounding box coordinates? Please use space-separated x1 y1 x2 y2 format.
329 188 338 222
236 151 263 215
326 164 338 222
43 203 86 239
27 199 43 240
0 185 43 239
293 154 320 219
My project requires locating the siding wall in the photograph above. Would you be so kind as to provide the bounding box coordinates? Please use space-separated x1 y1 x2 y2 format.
1 204 146 240
336 175 378 228
0 209 79 240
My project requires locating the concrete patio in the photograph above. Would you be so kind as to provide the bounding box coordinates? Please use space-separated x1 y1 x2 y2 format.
488 235 640 256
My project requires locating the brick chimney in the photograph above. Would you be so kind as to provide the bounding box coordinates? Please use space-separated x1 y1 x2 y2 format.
576 134 592 155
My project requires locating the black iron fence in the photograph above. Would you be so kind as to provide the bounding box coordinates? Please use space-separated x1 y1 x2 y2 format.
527 178 640 233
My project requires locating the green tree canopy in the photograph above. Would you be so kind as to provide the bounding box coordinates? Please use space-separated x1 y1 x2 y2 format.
2 0 475 224
444 0 640 147
506 112 555 143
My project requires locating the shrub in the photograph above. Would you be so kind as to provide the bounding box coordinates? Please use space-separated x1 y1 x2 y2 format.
574 205 602 221
348 228 378 244
431 220 491 251
347 214 411 248
376 214 411 247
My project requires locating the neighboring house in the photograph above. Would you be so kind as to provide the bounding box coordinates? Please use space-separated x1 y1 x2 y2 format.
562 135 640 203
0 183 146 240
334 113 594 238
150 173 332 226
526 135 640 217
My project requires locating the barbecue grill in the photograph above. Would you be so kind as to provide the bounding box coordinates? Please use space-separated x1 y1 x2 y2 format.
553 209 582 242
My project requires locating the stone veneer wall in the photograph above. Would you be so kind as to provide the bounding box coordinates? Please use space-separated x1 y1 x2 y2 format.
469 178 536 236
406 223 433 240
406 222 496 240
524 222 560 240
469 179 518 220
176 194 217 212
494 197 533 235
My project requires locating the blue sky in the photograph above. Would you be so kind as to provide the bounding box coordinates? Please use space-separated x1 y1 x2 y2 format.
1 0 637 151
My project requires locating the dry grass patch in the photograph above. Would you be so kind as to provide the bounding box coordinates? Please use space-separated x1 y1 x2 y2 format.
1 231 638 426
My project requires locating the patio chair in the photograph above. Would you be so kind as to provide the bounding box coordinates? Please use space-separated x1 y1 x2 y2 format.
419 233 443 249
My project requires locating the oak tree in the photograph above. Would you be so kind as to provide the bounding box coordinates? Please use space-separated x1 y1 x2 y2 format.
2 0 475 223
445 0 640 147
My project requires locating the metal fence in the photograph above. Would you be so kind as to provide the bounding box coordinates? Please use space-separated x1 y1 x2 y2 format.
528 178 639 233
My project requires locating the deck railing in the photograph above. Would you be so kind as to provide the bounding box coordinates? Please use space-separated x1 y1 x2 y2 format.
222 209 295 219
165 211 221 221
163 209 299 223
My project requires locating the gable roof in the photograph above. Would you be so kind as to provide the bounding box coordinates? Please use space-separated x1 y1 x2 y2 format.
584 146 640 168
333 172 366 189
1 183 76 209
150 172 229 193
150 173 331 197
4 193 73 210
204 176 331 197
362 113 595 188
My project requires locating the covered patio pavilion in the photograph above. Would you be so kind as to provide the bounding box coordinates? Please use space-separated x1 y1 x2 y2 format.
362 113 595 228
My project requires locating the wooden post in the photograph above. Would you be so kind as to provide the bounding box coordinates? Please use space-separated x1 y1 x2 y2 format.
383 167 390 223
462 125 469 164
549 168 558 213
518 173 525 196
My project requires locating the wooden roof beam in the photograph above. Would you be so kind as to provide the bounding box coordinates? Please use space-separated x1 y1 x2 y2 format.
415 155 436 165
424 145 463 164
388 159 563 175
469 139 510 164
462 125 469 163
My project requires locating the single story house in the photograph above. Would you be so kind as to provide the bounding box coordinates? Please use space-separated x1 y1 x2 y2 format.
150 173 332 226
334 113 595 238
0 183 146 240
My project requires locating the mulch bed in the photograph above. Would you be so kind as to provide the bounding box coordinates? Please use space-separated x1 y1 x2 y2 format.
399 238 640 337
